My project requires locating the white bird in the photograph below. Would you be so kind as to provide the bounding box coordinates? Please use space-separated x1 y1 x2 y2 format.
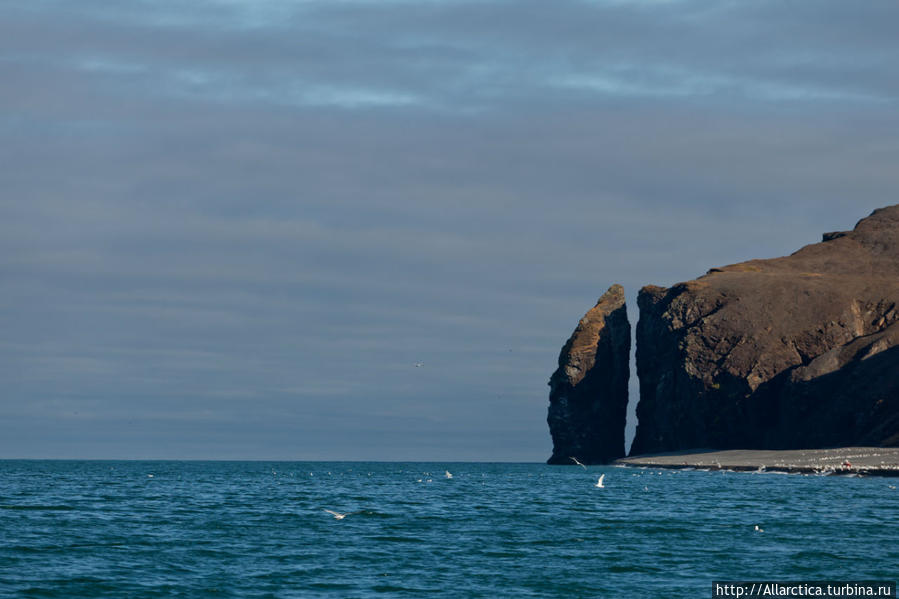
889 485 896 490
595 474 605 488
324 509 361 520
570 457 587 469
147 474 154 478
414 362 424 368
754 525 764 533
444 470 453 479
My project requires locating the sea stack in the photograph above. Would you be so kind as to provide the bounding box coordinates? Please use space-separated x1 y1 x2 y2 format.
631 205 899 454
547 284 631 464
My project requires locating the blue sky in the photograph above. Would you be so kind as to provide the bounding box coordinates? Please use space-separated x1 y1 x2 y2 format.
2 0 898 460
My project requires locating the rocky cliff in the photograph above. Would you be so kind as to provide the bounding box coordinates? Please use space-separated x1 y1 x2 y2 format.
547 284 631 464
630 205 899 454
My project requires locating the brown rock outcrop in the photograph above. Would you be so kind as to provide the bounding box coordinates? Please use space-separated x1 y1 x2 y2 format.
630 205 899 455
547 284 631 464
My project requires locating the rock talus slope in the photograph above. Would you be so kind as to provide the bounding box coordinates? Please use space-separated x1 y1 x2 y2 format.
547 284 631 464
631 205 899 454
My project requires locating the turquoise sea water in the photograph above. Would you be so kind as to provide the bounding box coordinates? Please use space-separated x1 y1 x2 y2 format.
1 461 896 598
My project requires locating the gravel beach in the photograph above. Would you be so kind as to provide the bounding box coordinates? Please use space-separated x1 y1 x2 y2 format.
615 447 899 476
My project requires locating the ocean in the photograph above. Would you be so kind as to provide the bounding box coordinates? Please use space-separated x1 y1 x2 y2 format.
1 461 896 598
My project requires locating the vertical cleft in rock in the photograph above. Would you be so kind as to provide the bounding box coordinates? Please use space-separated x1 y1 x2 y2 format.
547 284 630 464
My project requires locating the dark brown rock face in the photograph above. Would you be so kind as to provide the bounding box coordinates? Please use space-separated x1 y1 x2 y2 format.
548 284 631 464
631 205 899 455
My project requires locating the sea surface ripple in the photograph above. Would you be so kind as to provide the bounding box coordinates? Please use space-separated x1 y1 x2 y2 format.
1 461 896 598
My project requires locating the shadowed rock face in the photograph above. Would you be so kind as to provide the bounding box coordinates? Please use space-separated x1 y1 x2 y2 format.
631 205 899 455
547 284 631 464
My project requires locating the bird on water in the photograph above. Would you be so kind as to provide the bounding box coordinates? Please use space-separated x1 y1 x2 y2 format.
324 510 362 520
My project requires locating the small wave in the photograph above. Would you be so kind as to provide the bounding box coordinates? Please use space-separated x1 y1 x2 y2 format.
480 550 527 558
355 509 392 519
608 564 663 574
7 544 68 554
368 535 426 544
307 582 357 590
372 583 441 594
792 550 844 560
525 538 592 546
633 525 696 535
67 542 127 550
1 504 76 511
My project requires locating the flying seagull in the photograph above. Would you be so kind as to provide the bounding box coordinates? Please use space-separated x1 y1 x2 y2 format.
570 457 587 469
594 474 605 488
324 510 362 520
414 362 424 368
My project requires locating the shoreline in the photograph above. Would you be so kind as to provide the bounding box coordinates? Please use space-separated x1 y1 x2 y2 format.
614 447 899 477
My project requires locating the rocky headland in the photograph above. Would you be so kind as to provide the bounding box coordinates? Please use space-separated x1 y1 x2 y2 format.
547 285 630 464
548 205 899 463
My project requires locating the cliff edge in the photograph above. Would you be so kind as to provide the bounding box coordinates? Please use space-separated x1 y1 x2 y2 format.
547 284 631 464
630 205 899 455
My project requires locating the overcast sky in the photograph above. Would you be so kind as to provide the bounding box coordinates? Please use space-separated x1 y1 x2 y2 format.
2 0 897 460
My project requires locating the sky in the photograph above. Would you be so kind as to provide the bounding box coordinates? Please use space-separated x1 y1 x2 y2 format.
2 0 898 461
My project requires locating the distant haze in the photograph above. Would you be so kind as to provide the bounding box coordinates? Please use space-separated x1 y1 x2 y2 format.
2 1 897 460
